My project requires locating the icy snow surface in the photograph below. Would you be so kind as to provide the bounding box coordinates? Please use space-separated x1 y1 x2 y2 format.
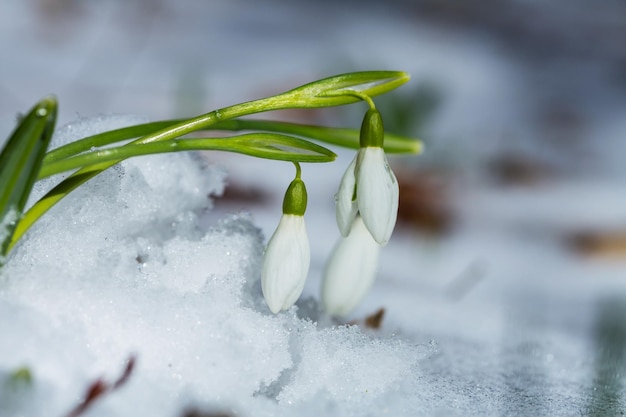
2 1 626 415
2 113 626 416
0 117 431 417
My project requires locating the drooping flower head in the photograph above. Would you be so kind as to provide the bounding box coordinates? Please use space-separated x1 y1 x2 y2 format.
335 108 399 246
262 165 310 314
324 105 401 316
322 215 380 317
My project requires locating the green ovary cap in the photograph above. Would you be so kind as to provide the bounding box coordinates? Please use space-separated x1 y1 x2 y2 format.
359 108 384 148
282 178 307 216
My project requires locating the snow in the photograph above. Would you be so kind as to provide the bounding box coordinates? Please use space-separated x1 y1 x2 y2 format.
2 109 625 415
0 116 436 417
2 1 626 415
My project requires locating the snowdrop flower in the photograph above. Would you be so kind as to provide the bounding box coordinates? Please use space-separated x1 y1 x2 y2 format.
262 168 310 314
322 215 380 317
335 108 399 245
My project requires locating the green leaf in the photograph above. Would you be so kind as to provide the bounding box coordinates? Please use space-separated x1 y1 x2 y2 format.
39 133 336 179
0 97 56 258
10 132 334 251
210 133 337 162
44 120 178 163
5 367 33 388
210 119 422 154
44 118 421 166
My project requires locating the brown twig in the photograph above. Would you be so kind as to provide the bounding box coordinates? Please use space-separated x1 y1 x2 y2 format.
65 355 136 417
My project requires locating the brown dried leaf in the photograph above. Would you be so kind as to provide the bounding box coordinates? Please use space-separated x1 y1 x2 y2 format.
396 170 454 235
364 308 386 329
568 231 626 259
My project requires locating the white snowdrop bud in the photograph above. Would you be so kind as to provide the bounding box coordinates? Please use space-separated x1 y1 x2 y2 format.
322 216 380 317
262 172 310 314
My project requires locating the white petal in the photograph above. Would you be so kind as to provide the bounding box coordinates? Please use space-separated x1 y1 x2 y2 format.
355 147 399 245
334 154 359 237
321 216 380 317
261 214 310 314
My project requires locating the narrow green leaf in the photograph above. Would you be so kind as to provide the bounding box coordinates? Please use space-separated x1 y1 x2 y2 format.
209 119 423 154
0 97 56 258
44 120 179 163
210 133 337 161
44 117 421 167
39 133 335 179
